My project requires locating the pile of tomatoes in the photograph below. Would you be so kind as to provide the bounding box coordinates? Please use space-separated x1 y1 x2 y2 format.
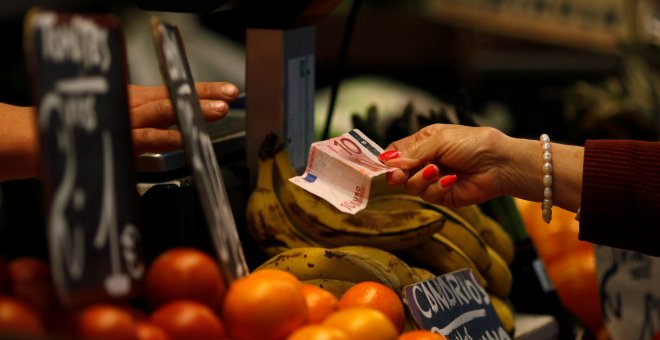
0 248 228 339
0 248 447 340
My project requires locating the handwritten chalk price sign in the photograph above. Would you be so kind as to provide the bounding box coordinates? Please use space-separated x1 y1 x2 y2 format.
151 18 248 283
404 269 511 340
25 10 144 306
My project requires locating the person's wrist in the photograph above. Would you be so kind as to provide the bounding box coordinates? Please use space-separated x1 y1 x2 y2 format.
499 136 544 201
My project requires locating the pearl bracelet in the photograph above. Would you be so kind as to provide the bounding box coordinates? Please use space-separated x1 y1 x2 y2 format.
540 134 553 223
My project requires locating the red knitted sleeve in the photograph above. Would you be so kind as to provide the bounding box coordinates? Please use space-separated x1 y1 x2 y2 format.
579 140 660 256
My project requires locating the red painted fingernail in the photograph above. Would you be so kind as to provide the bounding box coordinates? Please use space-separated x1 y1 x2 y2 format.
422 165 438 181
379 150 400 161
439 174 457 188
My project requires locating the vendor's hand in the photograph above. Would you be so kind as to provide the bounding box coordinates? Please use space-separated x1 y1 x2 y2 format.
378 124 512 207
127 82 239 155
0 81 239 181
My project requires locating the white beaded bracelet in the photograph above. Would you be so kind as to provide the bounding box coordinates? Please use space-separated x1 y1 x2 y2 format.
540 134 553 223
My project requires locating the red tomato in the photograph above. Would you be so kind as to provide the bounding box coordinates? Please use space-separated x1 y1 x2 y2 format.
150 300 225 340
136 321 171 340
145 248 226 310
78 304 138 340
0 296 44 337
0 257 9 293
8 257 60 318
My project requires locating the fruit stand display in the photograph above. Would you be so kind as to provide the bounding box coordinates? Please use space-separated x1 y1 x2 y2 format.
0 139 519 339
0 3 616 340
245 135 518 338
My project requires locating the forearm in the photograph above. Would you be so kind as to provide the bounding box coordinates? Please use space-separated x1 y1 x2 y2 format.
502 136 583 212
0 103 39 181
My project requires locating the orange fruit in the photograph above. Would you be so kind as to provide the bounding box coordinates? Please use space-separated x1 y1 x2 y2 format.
322 307 398 340
248 268 303 288
287 324 348 340
399 329 448 340
337 281 405 332
547 248 602 333
222 273 309 340
514 199 591 266
301 284 338 323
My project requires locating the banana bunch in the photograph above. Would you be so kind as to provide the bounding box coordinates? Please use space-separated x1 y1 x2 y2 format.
245 143 323 258
246 134 446 256
490 294 516 335
256 245 423 296
255 244 516 335
302 279 355 299
247 134 515 295
372 195 517 334
257 245 444 333
369 194 515 298
246 133 517 332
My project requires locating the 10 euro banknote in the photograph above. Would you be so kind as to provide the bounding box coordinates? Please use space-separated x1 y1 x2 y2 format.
289 129 398 214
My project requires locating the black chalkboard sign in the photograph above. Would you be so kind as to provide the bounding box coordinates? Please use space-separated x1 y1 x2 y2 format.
24 9 144 307
404 269 511 340
151 18 248 283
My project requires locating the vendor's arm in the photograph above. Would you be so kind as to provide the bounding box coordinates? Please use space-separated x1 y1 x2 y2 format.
0 103 38 181
0 82 238 181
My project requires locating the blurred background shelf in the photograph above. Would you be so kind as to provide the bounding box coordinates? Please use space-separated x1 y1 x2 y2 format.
420 0 628 55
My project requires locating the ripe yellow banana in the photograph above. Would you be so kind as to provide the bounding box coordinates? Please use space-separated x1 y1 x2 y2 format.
366 194 426 210
335 245 422 287
489 294 515 335
370 195 492 274
448 205 484 229
410 266 436 281
273 146 445 251
257 247 402 294
398 233 488 288
477 215 515 265
246 154 321 257
302 278 355 299
482 246 513 298
448 205 515 265
437 218 491 274
451 204 516 264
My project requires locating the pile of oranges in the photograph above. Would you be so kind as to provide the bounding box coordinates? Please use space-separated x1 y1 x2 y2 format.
0 247 449 340
223 266 448 340
515 198 602 334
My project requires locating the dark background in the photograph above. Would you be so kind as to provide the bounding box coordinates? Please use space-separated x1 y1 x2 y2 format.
1 0 658 259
